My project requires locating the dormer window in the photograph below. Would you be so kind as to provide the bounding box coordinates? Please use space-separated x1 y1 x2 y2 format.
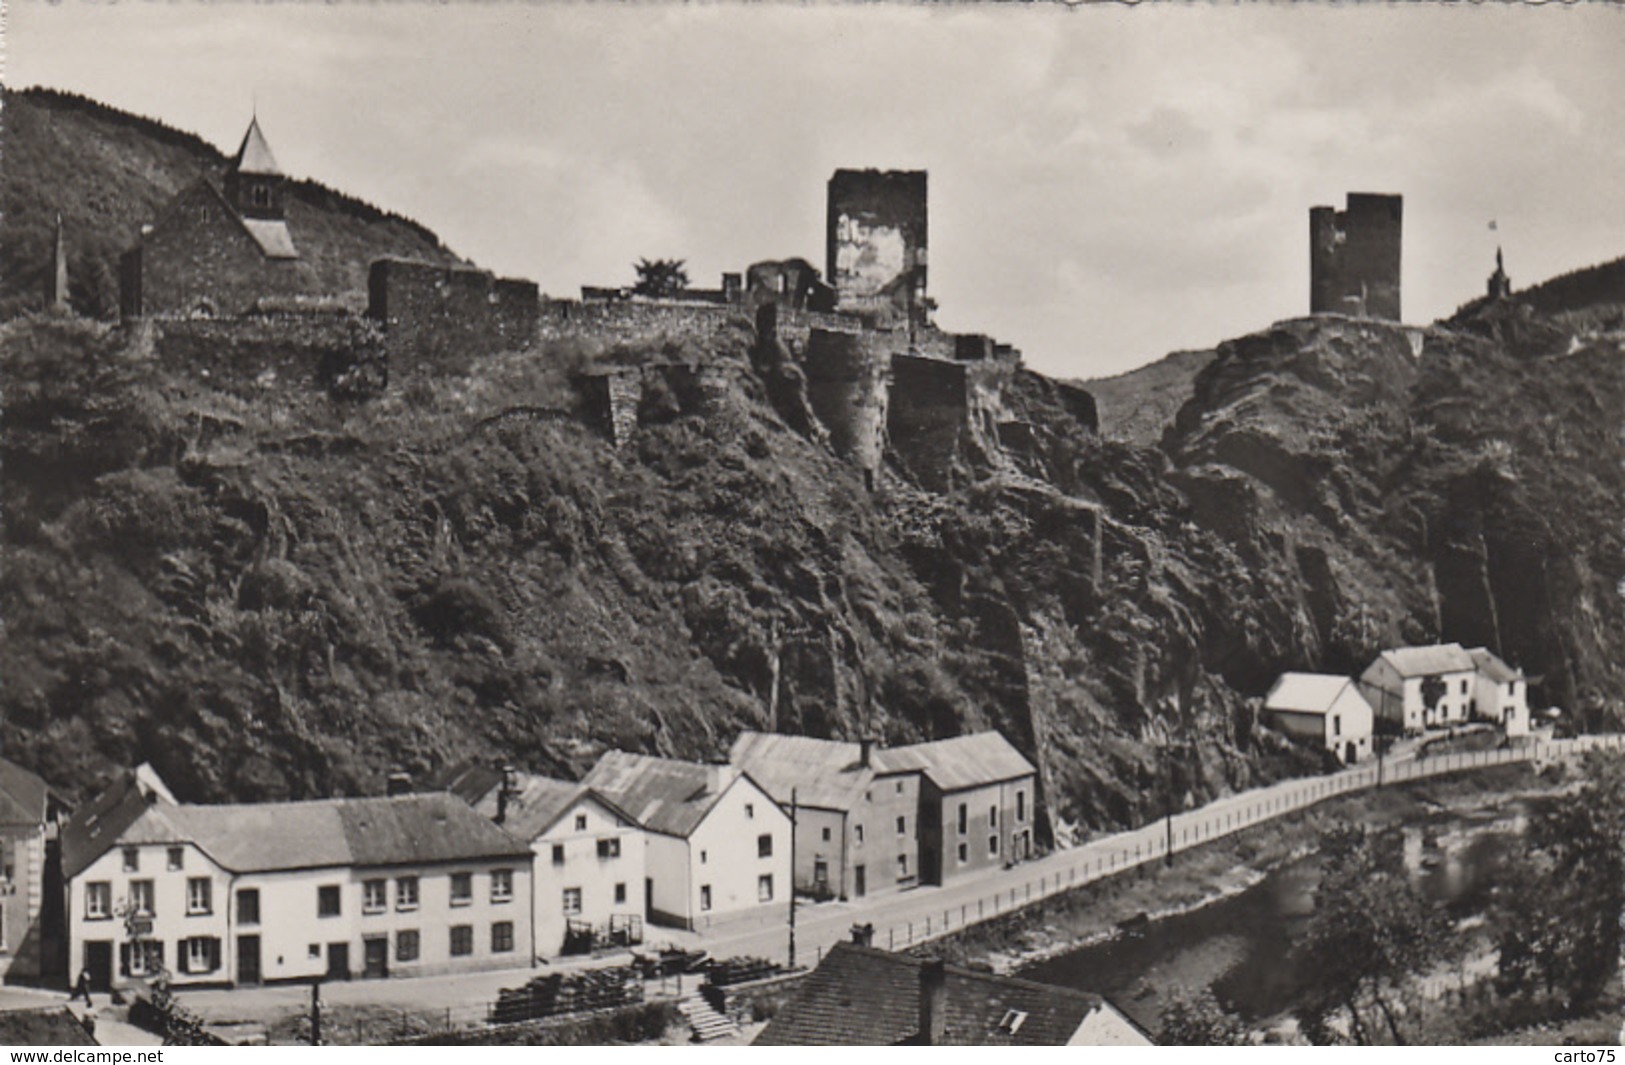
997 1009 1028 1036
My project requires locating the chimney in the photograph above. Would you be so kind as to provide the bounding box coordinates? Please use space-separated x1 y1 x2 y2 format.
850 922 875 947
386 771 413 797
918 958 948 1046
495 763 517 824
859 738 876 768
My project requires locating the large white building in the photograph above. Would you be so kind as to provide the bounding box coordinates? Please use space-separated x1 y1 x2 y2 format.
1468 647 1531 737
1359 643 1479 734
582 752 790 931
61 773 534 990
1262 673 1375 764
447 764 646 957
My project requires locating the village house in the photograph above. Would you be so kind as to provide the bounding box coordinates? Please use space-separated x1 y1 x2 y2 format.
0 758 70 982
119 116 319 319
1468 647 1531 737
728 732 920 901
755 941 1153 1046
870 733 1038 885
581 752 789 931
1359 643 1479 734
61 771 534 991
1261 673 1375 764
444 762 646 958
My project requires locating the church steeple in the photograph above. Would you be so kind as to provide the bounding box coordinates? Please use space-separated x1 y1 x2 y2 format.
224 116 286 221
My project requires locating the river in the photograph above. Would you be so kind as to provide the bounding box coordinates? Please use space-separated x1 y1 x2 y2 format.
1019 802 1526 1029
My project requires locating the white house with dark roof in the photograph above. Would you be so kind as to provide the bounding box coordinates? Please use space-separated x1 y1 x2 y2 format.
582 752 789 930
61 771 534 990
1359 643 1479 734
1467 647 1530 737
0 758 70 981
1262 673 1374 764
447 764 646 957
729 732 920 901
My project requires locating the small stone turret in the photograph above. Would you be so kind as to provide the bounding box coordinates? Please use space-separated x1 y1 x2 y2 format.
1486 246 1513 301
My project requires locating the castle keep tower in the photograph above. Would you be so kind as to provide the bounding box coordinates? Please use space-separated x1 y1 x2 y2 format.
1309 192 1403 321
826 169 928 330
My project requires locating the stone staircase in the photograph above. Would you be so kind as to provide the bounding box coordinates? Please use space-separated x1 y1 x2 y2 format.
677 993 739 1043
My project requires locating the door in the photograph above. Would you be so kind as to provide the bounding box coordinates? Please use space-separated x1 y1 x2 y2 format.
1345 742 1358 765
363 936 388 979
326 942 350 980
645 878 654 915
854 864 866 898
237 935 261 986
83 941 113 991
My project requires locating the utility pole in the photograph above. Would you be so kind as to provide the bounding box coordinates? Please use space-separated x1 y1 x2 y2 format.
1164 738 1175 867
788 788 798 968
309 980 322 1046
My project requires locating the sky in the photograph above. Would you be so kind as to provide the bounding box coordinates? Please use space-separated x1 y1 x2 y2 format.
8 3 1625 379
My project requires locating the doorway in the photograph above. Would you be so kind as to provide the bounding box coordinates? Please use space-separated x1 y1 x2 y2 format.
82 941 113 991
237 935 261 985
326 942 350 981
854 865 866 898
363 936 388 979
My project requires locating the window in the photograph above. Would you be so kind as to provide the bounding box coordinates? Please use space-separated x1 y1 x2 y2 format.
492 921 515 953
252 185 271 208
699 850 708 865
814 858 829 886
575 814 588 832
363 879 388 914
129 880 155 916
182 937 219 974
308 944 321 960
1332 716 1341 737
396 876 419 911
854 824 864 845
237 889 260 926
1461 679 1469 694
318 885 342 918
123 940 164 977
758 834 773 858
896 781 904 794
989 834 999 857
450 925 473 957
86 882 112 920
958 803 968 835
897 854 909 880
1017 791 1027 823
187 877 213 916
745 803 755 819
450 872 473 907
491 869 514 903
990 805 998 827
758 874 774 902
0 841 10 883
821 826 832 842
597 838 621 860
167 847 184 872
551 844 565 866
396 930 420 962
614 882 627 905
122 848 140 873
700 885 712 912
997 1009 1029 1036
896 816 906 837
562 888 582 915
957 842 968 863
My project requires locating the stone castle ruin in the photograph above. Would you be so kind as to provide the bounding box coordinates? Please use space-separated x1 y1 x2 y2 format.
1310 192 1403 321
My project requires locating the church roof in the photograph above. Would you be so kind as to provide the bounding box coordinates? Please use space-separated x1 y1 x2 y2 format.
232 117 282 176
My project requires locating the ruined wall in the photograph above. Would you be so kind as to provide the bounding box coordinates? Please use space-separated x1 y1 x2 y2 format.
886 353 1015 491
575 361 735 449
803 328 894 481
539 299 751 355
1310 193 1403 321
577 369 644 448
125 182 320 319
149 312 385 396
367 258 538 373
826 169 928 327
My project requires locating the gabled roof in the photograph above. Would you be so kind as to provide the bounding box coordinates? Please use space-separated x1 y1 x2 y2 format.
1264 673 1365 717
436 759 506 806
729 732 875 812
231 116 282 176
0 757 51 827
582 751 754 839
870 732 1035 793
64 782 531 878
466 773 638 842
1468 647 1524 684
755 942 1152 1046
1377 643 1476 678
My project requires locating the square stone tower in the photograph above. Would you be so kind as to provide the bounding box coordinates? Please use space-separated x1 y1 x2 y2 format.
1310 192 1403 321
826 169 928 329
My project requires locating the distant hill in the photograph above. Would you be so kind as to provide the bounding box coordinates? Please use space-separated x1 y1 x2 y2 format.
0 87 463 319
1075 348 1215 446
1517 255 1625 316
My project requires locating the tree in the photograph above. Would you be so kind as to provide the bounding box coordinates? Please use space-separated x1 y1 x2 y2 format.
632 258 689 298
1292 824 1449 1044
1158 987 1250 1046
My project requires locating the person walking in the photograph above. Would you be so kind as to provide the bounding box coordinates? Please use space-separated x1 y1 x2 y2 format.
74 968 94 1007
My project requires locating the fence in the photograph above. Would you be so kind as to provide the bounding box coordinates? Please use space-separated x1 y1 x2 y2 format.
863 733 1625 954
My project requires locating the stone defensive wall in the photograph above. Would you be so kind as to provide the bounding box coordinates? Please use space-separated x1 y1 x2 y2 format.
367 258 539 373
147 311 385 396
887 352 1017 490
575 360 736 449
539 298 753 355
802 327 898 480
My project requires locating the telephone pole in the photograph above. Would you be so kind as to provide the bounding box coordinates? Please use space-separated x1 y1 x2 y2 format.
788 788 798 968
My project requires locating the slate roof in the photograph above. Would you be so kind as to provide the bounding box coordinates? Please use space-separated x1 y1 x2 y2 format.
63 783 530 878
232 117 282 176
754 943 1151 1046
1468 647 1523 684
729 732 875 812
1378 643 1476 677
464 773 638 842
0 757 51 827
582 751 750 839
870 732 1035 792
1264 673 1363 716
438 760 507 807
239 218 300 259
